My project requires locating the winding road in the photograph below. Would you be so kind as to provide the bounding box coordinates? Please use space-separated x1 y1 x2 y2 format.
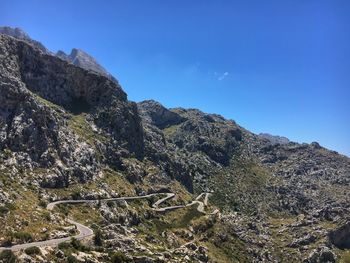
0 192 211 252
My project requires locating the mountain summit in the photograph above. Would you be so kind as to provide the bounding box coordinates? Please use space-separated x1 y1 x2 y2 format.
0 26 116 82
56 48 117 81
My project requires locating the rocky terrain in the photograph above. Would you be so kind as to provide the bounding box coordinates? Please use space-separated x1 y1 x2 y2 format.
0 28 349 263
56 48 117 82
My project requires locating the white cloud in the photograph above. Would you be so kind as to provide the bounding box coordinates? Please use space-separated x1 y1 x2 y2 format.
218 71 229 81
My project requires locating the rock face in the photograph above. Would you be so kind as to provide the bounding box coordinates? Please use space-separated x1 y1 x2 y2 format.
138 100 185 129
304 246 337 263
56 48 117 81
329 221 350 249
1 28 350 263
0 26 116 82
0 33 144 185
0 26 48 53
259 133 290 145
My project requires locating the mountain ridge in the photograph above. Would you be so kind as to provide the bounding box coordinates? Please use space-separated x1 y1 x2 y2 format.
0 29 349 263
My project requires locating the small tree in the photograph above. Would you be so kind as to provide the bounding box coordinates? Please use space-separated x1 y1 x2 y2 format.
0 249 17 263
94 229 103 246
70 238 82 250
24 246 41 256
110 251 131 263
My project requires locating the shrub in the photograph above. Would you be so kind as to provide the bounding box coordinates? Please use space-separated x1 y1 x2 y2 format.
5 203 16 211
42 211 51 221
94 229 103 246
0 206 9 217
1 237 13 247
58 241 72 250
67 255 79 263
110 251 131 263
70 238 82 250
0 203 15 217
13 231 33 242
107 201 115 208
0 249 17 263
71 191 81 200
38 200 47 208
24 246 41 256
70 238 90 252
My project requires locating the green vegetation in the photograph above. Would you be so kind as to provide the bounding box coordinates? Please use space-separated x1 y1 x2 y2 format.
38 200 48 208
67 255 80 263
210 155 273 213
70 238 83 250
33 93 65 114
0 249 17 263
151 206 202 232
0 203 16 217
58 242 72 250
163 124 180 136
12 231 33 242
110 251 131 263
47 168 134 202
68 113 108 145
56 239 91 262
24 246 41 256
340 250 350 263
0 206 10 217
94 229 103 246
0 184 64 245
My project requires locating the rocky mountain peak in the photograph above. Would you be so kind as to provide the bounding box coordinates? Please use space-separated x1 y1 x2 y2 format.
0 26 29 39
0 25 48 53
1 26 116 82
138 100 186 129
56 48 117 82
259 132 290 145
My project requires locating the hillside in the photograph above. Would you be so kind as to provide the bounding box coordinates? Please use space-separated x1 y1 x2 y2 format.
0 30 349 263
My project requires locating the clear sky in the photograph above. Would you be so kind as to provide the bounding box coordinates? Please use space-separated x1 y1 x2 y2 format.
1 0 349 156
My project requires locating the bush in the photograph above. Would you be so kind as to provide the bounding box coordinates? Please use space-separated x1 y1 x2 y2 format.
94 229 103 246
70 237 90 252
67 255 79 263
0 249 17 263
12 232 33 242
70 238 82 250
24 246 41 256
110 251 131 263
41 211 51 221
38 200 48 208
0 203 15 217
1 237 13 247
71 191 81 200
0 206 9 217
107 201 115 208
57 241 72 250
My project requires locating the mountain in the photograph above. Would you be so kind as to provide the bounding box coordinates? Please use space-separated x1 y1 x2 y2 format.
258 133 290 145
0 30 349 263
0 26 116 82
56 48 117 82
0 26 48 53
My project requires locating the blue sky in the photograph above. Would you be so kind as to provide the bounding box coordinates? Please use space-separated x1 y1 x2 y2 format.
1 0 350 156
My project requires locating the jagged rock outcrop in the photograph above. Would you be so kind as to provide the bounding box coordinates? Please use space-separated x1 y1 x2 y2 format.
138 100 185 129
0 26 116 82
259 133 290 145
56 48 117 82
329 221 350 249
0 26 48 53
0 33 144 185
